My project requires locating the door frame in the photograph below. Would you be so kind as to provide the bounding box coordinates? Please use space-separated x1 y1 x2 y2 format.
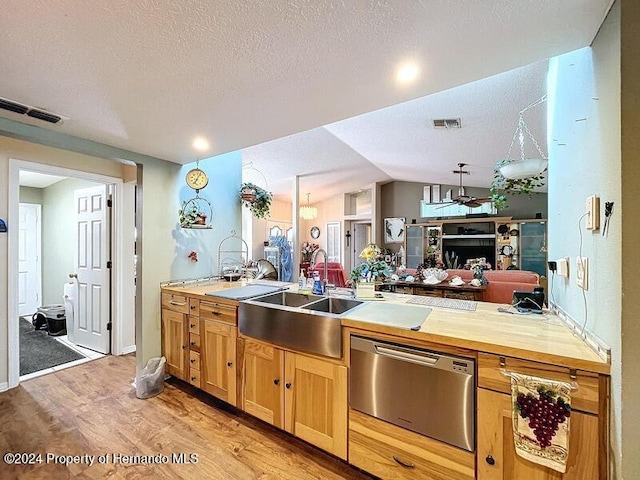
18 203 42 316
7 159 135 388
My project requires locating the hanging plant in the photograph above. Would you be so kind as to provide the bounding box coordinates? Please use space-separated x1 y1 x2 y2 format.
239 182 272 219
490 159 546 211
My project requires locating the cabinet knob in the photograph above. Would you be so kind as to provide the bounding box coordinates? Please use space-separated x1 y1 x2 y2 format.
190 341 196 346
182 345 186 350
273 379 280 386
190 358 195 364
485 455 495 466
285 382 292 389
190 323 196 328
392 455 415 469
190 305 196 310
227 361 233 367
191 376 196 381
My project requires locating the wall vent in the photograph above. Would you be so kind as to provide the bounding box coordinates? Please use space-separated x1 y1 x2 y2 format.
433 118 461 129
0 96 65 124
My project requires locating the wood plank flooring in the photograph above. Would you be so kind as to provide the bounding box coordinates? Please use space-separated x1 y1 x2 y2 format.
0 355 371 480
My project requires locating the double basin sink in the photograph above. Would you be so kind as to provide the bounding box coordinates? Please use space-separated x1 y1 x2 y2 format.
238 291 364 358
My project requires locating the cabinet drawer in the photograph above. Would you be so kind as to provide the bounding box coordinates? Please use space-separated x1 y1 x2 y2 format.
413 288 443 298
349 409 475 480
189 368 201 388
189 298 200 316
189 333 201 350
161 293 190 314
443 290 476 301
188 316 200 335
200 301 236 325
477 353 601 414
189 351 200 371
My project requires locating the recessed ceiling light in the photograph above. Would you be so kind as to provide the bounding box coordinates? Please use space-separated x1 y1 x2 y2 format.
192 137 210 152
396 63 419 84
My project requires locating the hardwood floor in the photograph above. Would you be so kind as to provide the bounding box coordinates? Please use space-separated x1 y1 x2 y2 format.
0 355 371 480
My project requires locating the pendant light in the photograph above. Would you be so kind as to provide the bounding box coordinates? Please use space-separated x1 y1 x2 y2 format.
299 193 317 220
498 96 548 180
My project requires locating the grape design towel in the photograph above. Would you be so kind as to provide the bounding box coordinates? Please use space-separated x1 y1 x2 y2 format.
511 372 573 473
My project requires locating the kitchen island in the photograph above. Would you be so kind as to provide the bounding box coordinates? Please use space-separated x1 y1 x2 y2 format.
161 280 609 480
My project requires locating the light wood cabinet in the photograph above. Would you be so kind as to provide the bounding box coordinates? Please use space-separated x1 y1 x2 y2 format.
201 318 237 406
239 338 348 460
477 389 599 480
240 337 284 428
349 408 475 480
284 351 348 460
477 353 606 480
161 293 190 381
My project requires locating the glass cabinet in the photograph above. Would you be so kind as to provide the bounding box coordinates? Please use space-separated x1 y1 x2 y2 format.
404 225 441 269
518 221 547 276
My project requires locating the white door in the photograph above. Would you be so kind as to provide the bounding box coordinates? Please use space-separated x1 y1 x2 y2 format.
18 203 41 316
73 185 111 354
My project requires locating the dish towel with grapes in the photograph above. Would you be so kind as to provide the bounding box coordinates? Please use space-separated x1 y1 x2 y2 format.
511 372 573 473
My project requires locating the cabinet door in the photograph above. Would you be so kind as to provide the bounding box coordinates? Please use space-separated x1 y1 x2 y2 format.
405 226 424 270
478 389 599 480
284 353 348 460
201 319 237 406
161 308 187 380
241 338 284 428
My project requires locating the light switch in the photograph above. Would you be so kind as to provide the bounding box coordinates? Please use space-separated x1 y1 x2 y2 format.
557 258 569 278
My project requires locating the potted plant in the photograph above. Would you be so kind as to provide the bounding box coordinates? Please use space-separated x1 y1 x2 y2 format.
490 159 546 211
239 182 272 219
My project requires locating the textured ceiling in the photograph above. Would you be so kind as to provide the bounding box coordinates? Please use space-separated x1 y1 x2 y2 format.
0 1 612 199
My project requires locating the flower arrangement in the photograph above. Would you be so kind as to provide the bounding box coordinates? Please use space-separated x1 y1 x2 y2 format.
349 244 390 284
301 241 319 261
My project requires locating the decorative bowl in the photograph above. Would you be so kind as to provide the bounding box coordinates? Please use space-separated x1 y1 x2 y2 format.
423 268 448 282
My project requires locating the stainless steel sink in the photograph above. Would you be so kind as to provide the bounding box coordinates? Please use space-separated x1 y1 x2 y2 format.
251 291 320 307
238 292 363 358
302 297 363 314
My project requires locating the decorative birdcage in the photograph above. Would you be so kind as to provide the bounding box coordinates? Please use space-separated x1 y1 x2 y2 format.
179 195 213 229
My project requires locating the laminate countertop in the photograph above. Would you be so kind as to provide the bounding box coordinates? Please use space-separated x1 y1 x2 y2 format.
161 280 609 375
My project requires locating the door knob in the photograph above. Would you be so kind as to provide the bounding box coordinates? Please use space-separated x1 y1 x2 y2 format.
69 273 78 279
485 455 495 466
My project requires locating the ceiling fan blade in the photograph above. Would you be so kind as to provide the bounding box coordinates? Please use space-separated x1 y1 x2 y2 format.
464 201 482 208
435 202 456 209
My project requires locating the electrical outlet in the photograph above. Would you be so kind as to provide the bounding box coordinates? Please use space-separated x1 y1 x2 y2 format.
576 256 589 290
586 195 600 230
557 258 569 278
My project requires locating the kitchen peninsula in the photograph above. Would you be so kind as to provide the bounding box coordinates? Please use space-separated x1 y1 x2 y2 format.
161 279 609 480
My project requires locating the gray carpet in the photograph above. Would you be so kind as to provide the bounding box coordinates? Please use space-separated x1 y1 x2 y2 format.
19 317 85 375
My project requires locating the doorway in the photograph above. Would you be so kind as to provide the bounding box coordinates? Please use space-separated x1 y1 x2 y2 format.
349 221 372 271
8 160 136 387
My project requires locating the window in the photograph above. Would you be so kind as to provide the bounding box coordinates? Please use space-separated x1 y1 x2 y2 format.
326 222 341 263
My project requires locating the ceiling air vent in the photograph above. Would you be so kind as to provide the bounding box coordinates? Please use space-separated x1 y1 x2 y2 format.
0 97 29 115
433 118 461 129
0 96 65 124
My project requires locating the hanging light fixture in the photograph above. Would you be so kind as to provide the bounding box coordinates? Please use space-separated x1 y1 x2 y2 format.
498 96 548 180
299 193 318 220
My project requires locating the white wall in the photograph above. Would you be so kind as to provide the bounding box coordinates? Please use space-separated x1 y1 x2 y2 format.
547 3 626 476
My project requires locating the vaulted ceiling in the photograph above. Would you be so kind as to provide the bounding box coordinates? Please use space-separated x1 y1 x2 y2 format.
0 1 613 201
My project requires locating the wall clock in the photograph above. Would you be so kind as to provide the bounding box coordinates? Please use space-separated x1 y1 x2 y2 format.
185 167 208 191
310 226 320 239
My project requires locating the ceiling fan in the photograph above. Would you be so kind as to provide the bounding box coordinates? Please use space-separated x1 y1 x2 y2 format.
438 163 492 208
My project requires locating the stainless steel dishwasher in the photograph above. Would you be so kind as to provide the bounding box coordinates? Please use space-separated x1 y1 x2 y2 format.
350 335 475 451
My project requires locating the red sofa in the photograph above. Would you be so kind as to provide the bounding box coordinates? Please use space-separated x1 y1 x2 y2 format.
308 262 349 288
445 269 540 304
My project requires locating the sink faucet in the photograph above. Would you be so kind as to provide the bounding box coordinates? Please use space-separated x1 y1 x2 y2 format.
310 249 335 294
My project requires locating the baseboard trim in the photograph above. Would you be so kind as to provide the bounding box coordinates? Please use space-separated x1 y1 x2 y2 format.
120 345 136 355
0 382 9 393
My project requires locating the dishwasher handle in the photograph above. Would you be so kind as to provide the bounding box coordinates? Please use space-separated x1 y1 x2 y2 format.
374 345 439 366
